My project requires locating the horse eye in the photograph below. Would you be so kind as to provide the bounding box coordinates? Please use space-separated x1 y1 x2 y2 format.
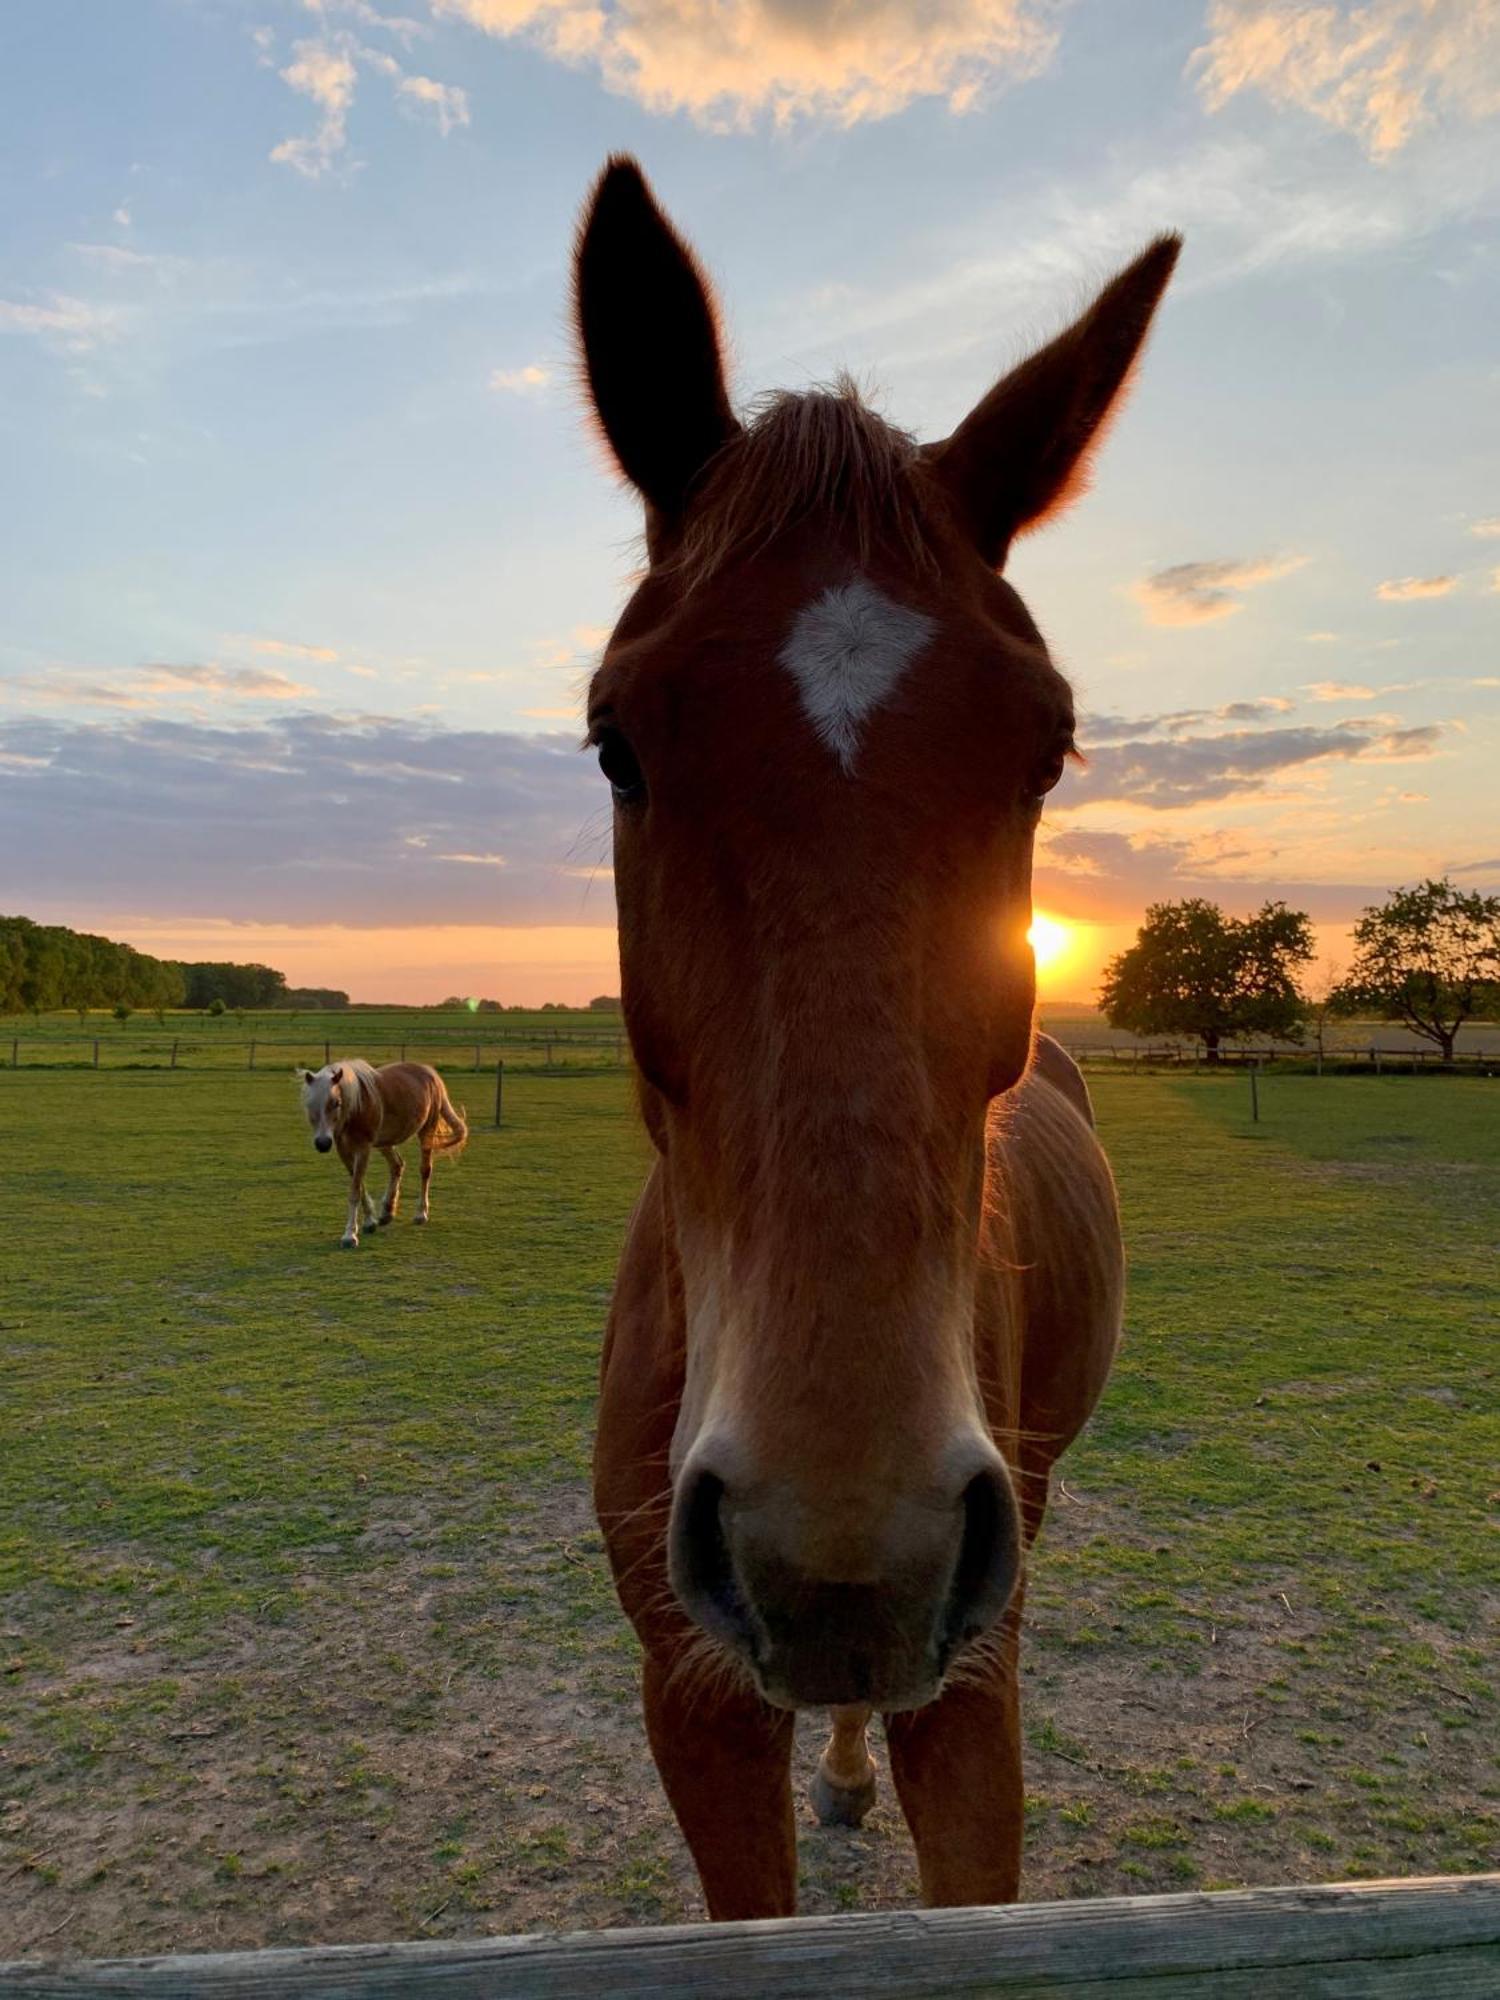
595 727 646 804
1032 733 1074 803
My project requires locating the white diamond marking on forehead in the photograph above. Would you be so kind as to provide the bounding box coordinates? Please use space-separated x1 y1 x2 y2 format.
778 577 937 775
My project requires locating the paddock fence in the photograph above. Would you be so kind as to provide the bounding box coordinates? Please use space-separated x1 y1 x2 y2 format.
3 1033 1497 1077
3 1874 1497 1997
1 1030 631 1076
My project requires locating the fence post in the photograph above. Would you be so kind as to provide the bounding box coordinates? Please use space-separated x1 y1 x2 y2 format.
400 1042 406 1062
494 1059 504 1129
171 1039 178 1070
1250 1065 1260 1123
93 1039 99 1069
474 1043 481 1072
325 1039 331 1066
10 1037 16 1070
546 1039 553 1069
248 1039 256 1071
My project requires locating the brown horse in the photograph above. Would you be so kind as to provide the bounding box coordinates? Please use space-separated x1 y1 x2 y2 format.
298 1060 467 1247
577 157 1178 1918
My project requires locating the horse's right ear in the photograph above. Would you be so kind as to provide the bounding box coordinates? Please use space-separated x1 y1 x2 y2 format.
298 1068 314 1086
574 156 740 545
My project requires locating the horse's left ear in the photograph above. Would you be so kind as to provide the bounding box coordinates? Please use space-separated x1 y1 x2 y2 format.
299 1068 314 1085
926 234 1181 569
574 155 741 546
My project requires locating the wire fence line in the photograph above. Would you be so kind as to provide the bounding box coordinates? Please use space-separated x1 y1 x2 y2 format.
3 1034 1496 1076
2 1032 630 1074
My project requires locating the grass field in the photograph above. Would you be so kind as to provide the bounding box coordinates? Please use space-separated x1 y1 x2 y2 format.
2 1066 1495 1957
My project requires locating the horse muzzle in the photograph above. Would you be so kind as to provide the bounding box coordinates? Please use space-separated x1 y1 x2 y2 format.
314 1133 334 1153
667 1443 1020 1711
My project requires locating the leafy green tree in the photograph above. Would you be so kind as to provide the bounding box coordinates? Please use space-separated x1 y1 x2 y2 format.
1332 878 1500 1064
1100 899 1314 1062
113 1002 132 1026
208 997 226 1018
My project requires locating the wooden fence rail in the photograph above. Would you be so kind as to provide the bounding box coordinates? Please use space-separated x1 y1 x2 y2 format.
3 1875 1497 1998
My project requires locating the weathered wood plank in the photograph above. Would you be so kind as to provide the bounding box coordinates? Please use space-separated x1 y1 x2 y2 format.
3 1876 1496 1999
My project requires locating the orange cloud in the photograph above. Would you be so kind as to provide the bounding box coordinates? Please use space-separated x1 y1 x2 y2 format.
1192 0 1500 158
432 0 1059 128
1132 553 1307 626
1375 574 1456 601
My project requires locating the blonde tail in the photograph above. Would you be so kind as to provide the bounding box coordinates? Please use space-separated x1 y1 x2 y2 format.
432 1081 469 1155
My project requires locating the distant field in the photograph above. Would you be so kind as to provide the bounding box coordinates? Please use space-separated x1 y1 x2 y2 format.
2 1068 1495 1957
4 1003 1496 1071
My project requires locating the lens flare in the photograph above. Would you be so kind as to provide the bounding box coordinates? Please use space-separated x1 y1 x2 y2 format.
1027 912 1072 974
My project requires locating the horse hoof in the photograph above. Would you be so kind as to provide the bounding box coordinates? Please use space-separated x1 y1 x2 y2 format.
413 1213 428 1226
342 1239 359 1250
810 1761 878 1828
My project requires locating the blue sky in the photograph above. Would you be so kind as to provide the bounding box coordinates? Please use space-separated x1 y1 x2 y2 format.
2 0 1497 1000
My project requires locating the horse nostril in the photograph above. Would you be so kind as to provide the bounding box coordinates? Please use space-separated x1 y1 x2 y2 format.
669 1468 753 1654
943 1464 1021 1656
314 1134 333 1153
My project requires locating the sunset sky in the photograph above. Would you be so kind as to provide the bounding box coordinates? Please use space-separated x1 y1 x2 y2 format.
3 1 1497 1003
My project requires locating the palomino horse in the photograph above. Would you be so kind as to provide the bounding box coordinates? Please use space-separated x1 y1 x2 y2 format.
578 157 1178 1918
298 1060 467 1247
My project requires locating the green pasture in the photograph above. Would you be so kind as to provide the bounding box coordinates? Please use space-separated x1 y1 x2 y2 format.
1 1066 1495 1955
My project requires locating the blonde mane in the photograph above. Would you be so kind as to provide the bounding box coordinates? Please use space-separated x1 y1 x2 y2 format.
332 1057 380 1125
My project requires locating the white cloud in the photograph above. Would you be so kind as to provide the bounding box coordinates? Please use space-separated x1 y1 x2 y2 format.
271 23 469 172
271 35 360 176
489 363 549 393
238 636 341 662
1375 574 1456 600
1302 679 1375 700
1468 516 1500 538
1131 553 1308 626
0 294 122 351
436 850 508 866
396 70 470 131
431 0 1060 130
1192 0 1500 159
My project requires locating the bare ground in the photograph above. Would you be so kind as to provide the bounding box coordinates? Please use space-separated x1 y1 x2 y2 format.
3 1478 1492 1962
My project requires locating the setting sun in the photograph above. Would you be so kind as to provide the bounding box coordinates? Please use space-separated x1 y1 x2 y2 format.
1027 912 1072 975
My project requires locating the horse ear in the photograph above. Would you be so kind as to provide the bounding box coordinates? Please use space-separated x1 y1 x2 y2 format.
330 1065 342 1083
300 1068 314 1085
574 155 740 541
926 234 1181 569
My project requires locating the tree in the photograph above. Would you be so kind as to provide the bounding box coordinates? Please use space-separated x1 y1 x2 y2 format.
113 1002 132 1026
1333 878 1500 1064
1100 899 1314 1062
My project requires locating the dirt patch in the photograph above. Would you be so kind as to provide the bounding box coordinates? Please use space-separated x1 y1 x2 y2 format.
2 1483 1492 1960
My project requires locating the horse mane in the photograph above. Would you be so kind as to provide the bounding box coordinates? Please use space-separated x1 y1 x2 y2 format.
669 378 938 591
333 1058 381 1125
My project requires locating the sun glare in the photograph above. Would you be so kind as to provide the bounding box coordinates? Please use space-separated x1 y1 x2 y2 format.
1027 912 1072 975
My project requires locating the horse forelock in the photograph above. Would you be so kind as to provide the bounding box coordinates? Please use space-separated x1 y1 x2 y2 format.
668 380 937 592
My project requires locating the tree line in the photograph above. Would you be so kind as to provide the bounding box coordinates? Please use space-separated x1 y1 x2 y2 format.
1100 878 1500 1063
0 916 347 1016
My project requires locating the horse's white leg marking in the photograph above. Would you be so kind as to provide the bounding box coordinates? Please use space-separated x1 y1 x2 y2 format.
343 1145 371 1247
415 1145 434 1223
778 576 936 773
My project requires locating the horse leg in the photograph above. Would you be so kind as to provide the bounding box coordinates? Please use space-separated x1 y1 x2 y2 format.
641 1650 798 1919
810 1704 878 1826
341 1144 371 1248
377 1144 403 1225
883 1594 1026 1907
414 1143 434 1223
